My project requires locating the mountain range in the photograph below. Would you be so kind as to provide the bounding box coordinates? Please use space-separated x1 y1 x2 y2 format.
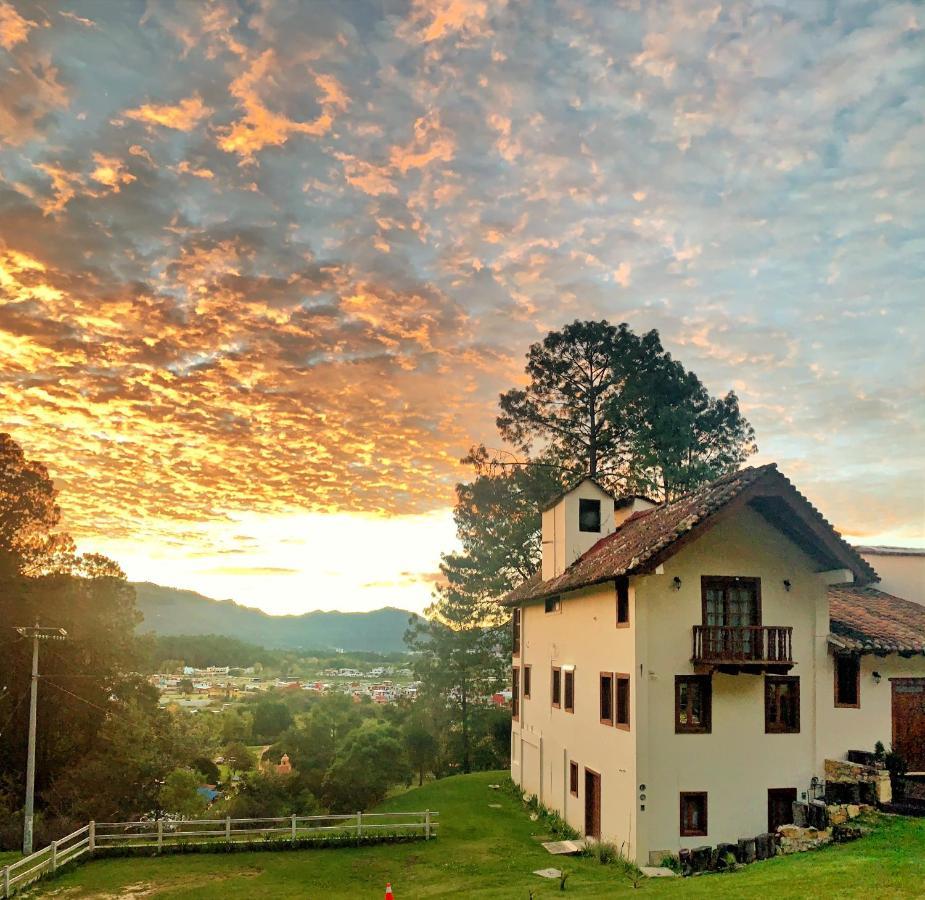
132 582 418 654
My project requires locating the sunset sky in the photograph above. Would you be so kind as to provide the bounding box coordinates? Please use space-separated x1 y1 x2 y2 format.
1 1 922 615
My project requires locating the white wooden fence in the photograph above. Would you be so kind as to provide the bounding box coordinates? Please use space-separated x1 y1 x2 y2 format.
1 810 437 897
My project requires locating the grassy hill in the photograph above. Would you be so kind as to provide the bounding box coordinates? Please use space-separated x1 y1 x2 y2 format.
132 582 418 653
33 772 925 898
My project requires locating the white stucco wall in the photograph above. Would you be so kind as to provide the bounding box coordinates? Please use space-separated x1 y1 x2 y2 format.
511 581 639 857
636 506 825 859
859 551 925 606
816 651 925 767
541 480 615 580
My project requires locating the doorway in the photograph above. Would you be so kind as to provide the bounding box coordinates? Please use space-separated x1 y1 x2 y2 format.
584 769 601 840
892 678 925 772
768 787 797 833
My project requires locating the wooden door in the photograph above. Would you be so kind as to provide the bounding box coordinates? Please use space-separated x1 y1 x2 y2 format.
584 769 601 840
892 678 925 772
768 788 797 832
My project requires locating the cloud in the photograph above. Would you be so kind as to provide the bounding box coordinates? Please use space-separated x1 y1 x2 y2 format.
0 2 35 50
124 95 212 131
217 50 349 162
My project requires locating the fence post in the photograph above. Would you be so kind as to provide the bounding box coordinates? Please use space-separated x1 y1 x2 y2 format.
157 819 164 852
225 816 231 840
291 814 297 844
425 809 431 840
88 821 96 853
356 811 362 838
3 864 10 899
51 840 58 873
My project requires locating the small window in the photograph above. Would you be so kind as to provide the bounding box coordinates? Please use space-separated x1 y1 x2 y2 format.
523 665 532 699
569 761 579 796
616 577 629 626
512 667 520 721
599 673 614 725
680 792 708 837
615 674 630 729
579 498 601 533
551 666 561 708
675 675 712 734
545 595 561 614
834 655 860 708
564 669 575 713
765 676 800 733
512 607 521 656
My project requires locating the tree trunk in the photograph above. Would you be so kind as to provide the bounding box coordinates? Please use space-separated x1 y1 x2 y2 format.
419 768 424 786
461 683 470 774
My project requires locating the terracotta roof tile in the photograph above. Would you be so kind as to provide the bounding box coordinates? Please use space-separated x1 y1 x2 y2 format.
504 463 877 606
828 584 925 655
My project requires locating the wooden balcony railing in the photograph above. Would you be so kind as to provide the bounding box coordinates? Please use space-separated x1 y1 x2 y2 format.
692 625 793 669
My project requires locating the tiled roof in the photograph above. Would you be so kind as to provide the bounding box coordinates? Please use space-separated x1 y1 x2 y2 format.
503 463 877 606
828 584 925 655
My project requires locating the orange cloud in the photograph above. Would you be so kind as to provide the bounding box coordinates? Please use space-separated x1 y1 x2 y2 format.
90 153 136 192
124 94 213 131
217 50 349 162
0 2 36 50
389 111 455 173
336 154 397 196
411 0 496 43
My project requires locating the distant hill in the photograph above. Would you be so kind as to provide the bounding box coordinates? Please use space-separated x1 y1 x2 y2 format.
131 582 418 653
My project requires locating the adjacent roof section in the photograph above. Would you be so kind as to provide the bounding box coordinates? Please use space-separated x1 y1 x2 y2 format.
828 584 925 655
854 545 925 558
504 464 878 606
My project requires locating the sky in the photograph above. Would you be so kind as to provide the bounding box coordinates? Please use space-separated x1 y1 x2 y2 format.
0 0 922 615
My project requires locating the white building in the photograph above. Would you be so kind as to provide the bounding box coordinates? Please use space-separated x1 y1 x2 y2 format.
505 465 925 865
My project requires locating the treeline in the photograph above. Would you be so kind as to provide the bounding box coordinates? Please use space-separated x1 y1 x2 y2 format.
139 633 410 675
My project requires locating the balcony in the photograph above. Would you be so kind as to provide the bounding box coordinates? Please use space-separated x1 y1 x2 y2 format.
692 625 794 674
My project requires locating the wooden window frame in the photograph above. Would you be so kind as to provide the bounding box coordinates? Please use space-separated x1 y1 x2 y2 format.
551 666 561 708
834 654 861 709
765 675 800 734
564 669 575 714
512 666 520 721
578 497 602 533
599 672 614 725
615 577 630 627
545 595 561 614
675 675 712 734
615 673 630 730
680 792 708 837
569 761 579 797
523 665 532 699
700 576 762 626
512 607 521 657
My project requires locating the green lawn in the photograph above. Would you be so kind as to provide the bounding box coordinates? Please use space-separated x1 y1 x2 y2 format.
27 772 925 898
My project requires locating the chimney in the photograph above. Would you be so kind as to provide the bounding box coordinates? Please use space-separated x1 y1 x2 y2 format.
614 495 658 528
541 478 616 581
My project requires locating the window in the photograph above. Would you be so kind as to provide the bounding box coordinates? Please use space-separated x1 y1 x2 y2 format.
599 673 613 725
675 675 712 734
579 498 601 532
512 667 520 720
834 655 860 708
702 576 762 658
545 595 561 614
680 792 708 837
564 669 575 713
551 666 561 708
765 676 800 733
616 577 630 626
523 665 532 699
615 674 630 729
569 761 579 796
512 607 521 656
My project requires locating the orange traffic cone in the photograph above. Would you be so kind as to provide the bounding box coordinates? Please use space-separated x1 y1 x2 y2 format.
385 884 395 900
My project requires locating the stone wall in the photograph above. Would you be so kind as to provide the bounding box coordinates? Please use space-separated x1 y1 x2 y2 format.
824 758 892 804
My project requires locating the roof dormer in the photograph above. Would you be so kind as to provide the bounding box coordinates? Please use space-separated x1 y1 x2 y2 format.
541 477 616 581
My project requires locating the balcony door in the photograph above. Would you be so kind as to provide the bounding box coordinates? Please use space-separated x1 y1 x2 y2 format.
702 577 761 659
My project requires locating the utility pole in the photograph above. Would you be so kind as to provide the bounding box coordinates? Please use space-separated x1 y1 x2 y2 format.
14 623 67 856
